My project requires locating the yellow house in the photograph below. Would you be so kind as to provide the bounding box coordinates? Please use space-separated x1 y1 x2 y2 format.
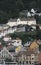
15 45 22 53
30 41 39 49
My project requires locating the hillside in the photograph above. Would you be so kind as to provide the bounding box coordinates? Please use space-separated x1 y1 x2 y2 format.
0 0 41 23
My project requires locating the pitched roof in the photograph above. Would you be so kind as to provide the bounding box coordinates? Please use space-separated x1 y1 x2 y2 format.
8 17 36 22
19 17 36 21
8 18 17 22
18 49 36 56
30 41 39 49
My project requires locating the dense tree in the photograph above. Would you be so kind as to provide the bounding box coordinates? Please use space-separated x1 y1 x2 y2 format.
0 0 41 24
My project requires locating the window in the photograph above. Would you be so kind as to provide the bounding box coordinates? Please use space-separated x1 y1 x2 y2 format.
17 41 19 43
26 61 28 64
29 61 31 64
32 58 34 60
13 41 16 43
32 63 34 64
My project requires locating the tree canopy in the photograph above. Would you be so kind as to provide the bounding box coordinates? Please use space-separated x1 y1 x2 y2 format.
0 0 41 23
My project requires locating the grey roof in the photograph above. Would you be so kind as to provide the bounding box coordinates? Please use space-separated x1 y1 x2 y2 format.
20 47 26 52
8 18 17 22
19 17 35 21
24 41 31 47
8 17 35 22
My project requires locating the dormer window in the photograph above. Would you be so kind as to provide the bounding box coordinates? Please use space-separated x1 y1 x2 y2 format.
17 18 20 22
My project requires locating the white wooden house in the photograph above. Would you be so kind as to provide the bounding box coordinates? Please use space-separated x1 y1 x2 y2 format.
7 18 36 29
3 36 11 42
7 39 22 47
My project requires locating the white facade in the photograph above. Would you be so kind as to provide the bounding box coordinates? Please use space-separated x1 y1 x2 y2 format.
1 47 13 59
0 25 9 30
31 54 35 65
27 20 36 29
0 18 36 38
3 36 11 42
0 27 17 38
27 20 36 25
9 39 22 46
24 41 31 47
7 22 17 27
0 42 2 45
7 18 36 27
39 26 41 29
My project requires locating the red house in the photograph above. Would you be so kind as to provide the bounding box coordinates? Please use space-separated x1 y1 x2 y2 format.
38 52 41 64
